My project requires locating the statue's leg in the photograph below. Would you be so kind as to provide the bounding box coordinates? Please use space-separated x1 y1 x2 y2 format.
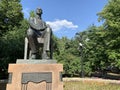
44 27 51 51
42 27 52 59
27 28 39 59
50 36 53 59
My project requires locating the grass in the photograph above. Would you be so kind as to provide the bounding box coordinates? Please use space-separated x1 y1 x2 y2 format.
0 78 120 90
64 79 120 90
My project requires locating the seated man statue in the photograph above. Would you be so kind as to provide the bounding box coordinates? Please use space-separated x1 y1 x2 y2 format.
27 8 52 59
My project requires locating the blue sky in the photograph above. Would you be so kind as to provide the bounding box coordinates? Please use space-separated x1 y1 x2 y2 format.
21 0 108 38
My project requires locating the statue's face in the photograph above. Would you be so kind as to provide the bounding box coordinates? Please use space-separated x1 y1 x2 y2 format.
36 8 42 15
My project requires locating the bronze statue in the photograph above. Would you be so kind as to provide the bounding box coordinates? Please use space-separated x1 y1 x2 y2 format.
27 8 53 59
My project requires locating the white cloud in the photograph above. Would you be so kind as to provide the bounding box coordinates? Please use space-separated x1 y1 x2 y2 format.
46 19 78 31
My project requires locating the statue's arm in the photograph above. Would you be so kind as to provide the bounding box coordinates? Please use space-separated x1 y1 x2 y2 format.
29 17 47 30
29 17 40 30
39 22 47 30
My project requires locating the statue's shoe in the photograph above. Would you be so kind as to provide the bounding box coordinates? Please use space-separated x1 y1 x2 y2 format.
42 53 49 60
30 54 37 59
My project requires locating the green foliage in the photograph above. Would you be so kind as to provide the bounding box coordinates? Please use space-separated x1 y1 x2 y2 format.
75 0 120 76
0 0 23 35
53 37 81 77
98 0 120 68
0 19 29 79
98 0 120 29
30 10 35 17
0 0 25 79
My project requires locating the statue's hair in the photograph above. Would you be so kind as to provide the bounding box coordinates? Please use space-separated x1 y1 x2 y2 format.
36 7 43 14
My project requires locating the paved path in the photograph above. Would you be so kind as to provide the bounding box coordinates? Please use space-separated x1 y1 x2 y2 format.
63 78 120 84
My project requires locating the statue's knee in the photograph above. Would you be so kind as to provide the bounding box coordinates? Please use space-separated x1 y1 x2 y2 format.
46 27 52 33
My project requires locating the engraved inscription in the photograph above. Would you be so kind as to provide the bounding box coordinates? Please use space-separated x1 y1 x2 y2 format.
22 72 52 84
21 72 52 90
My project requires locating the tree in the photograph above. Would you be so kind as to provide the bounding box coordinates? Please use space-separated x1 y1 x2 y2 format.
0 0 25 79
0 0 23 35
98 0 120 68
30 10 35 17
74 0 120 76
0 19 29 79
53 37 81 77
75 24 111 76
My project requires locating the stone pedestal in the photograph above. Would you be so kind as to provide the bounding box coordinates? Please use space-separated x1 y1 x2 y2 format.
6 59 63 90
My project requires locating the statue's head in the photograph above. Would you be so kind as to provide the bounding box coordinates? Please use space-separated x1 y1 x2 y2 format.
36 8 43 15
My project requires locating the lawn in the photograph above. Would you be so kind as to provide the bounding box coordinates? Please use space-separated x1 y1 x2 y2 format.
63 78 120 90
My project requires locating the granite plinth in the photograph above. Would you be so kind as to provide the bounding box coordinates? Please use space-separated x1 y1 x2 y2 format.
16 59 57 64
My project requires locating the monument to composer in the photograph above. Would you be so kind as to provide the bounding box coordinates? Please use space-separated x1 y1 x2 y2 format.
7 7 63 90
27 8 52 59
